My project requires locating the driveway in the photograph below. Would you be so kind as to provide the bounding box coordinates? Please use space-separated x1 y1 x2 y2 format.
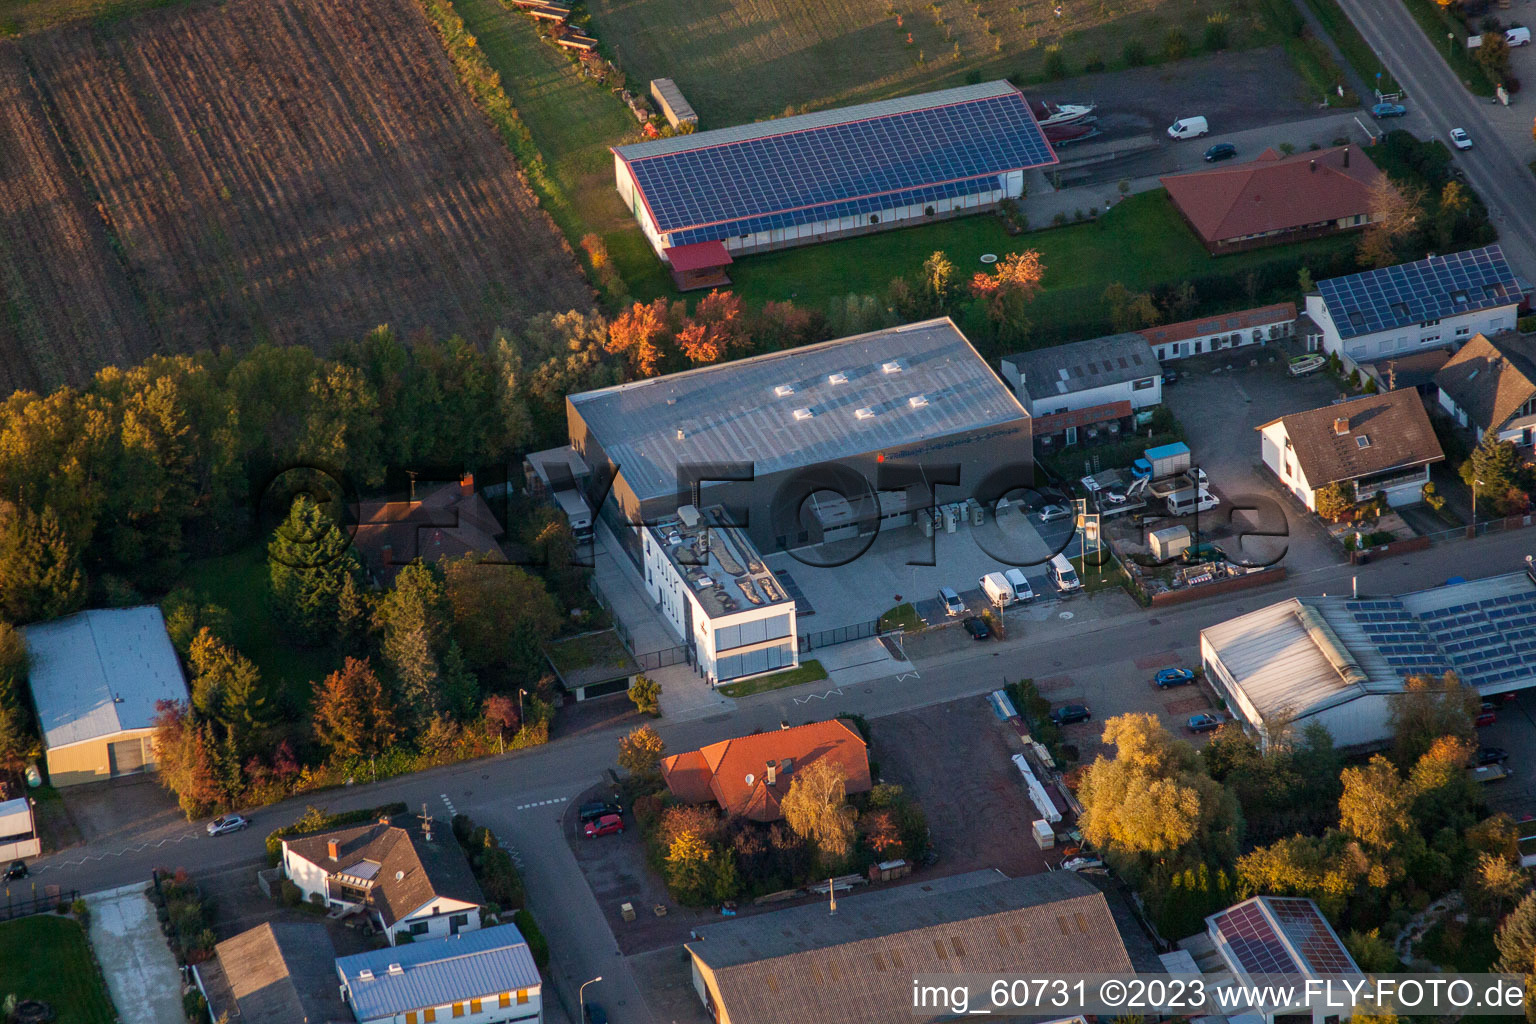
1161 352 1348 574
85 883 185 1024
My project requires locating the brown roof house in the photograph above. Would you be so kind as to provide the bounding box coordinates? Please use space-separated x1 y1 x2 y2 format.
1140 302 1298 362
352 474 505 585
1435 332 1536 449
686 868 1137 1024
281 815 485 946
193 922 349 1024
1161 145 1383 253
661 719 871 821
1258 390 1444 512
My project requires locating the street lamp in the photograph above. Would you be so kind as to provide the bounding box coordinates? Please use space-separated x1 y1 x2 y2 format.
580 976 603 1022
1473 478 1485 531
517 687 528 726
1448 31 1455 59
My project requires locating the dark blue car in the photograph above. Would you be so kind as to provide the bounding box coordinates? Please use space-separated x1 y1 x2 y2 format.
1154 668 1196 689
1203 142 1237 162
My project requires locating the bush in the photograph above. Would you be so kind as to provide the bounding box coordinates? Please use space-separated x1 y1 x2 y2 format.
836 712 872 745
281 880 303 906
1519 315 1536 334
514 909 550 969
183 991 208 1022
1042 45 1068 80
479 848 526 910
1083 53 1105 72
1122 40 1148 66
1203 15 1230 51
1163 29 1190 60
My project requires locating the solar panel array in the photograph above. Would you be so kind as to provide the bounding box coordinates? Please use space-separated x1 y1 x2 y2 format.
1267 898 1358 974
1346 590 1536 687
1213 901 1302 976
1316 245 1516 340
624 92 1056 241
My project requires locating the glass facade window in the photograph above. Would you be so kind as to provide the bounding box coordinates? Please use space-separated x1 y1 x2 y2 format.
714 613 792 652
717 642 795 681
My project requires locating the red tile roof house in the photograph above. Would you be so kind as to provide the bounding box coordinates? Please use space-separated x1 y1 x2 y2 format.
1140 302 1298 362
661 720 871 821
351 474 505 586
1160 145 1383 254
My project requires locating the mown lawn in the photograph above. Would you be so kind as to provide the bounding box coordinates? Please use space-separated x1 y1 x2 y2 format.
173 542 338 711
729 190 1355 351
0 915 116 1024
718 659 827 697
452 0 670 301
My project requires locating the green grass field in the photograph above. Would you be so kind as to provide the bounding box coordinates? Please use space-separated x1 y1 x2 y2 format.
0 0 177 34
718 659 828 697
729 189 1354 350
453 0 669 300
173 543 339 711
587 0 1269 126
0 916 117 1024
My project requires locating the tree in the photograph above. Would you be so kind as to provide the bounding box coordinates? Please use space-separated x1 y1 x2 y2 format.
1467 851 1526 916
334 572 371 658
1461 434 1524 514
1357 177 1426 269
1103 282 1160 332
781 759 856 862
1477 31 1512 83
618 724 666 782
1313 482 1354 522
1297 266 1315 294
152 700 223 819
267 494 356 644
1236 832 1365 915
442 556 560 680
629 674 661 716
375 562 452 724
675 291 751 365
922 251 957 310
664 829 713 904
0 504 85 624
187 629 269 753
1387 672 1478 766
313 657 400 759
1161 281 1198 321
1497 890 1536 973
1435 180 1472 250
482 694 520 738
862 808 903 856
605 298 677 376
1339 755 1415 852
1344 928 1398 972
970 251 1045 342
0 623 35 774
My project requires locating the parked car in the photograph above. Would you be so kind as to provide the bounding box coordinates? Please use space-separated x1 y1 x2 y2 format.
1003 568 1034 603
583 814 624 838
1203 142 1237 162
1037 504 1072 523
1478 746 1510 766
963 616 991 640
1370 102 1407 118
3 861 26 882
578 801 622 823
938 586 965 617
1187 712 1225 733
1049 704 1092 725
1099 491 1128 507
1475 709 1497 728
1161 370 1179 385
1449 128 1473 151
206 814 250 836
1154 668 1196 689
1507 25 1531 46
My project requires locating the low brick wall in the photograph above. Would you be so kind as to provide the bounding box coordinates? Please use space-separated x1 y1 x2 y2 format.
1148 566 1286 607
1351 534 1431 564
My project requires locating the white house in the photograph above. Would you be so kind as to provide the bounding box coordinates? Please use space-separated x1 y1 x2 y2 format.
336 923 543 1024
1258 389 1444 511
642 504 798 687
999 332 1160 446
281 816 484 946
1434 331 1536 448
1140 302 1297 362
0 798 40 862
1305 245 1521 372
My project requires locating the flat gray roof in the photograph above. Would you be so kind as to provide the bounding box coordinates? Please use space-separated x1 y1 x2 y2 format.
1003 333 1159 403
651 505 792 619
569 318 1028 503
22 606 188 750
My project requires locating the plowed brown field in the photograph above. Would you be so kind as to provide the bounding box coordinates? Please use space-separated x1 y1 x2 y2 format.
0 0 588 394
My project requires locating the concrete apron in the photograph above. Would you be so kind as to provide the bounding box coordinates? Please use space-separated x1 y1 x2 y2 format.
84 882 186 1024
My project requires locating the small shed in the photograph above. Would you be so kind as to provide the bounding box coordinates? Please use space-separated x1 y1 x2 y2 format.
1150 524 1191 561
0 798 40 861
558 34 599 52
649 78 698 129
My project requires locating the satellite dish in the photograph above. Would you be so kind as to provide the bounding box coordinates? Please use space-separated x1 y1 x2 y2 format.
745 774 755 786
395 871 405 881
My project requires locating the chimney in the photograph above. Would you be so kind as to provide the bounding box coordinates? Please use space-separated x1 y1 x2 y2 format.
1310 159 1316 173
1343 146 1350 168
460 472 474 496
1334 416 1350 436
765 760 777 787
327 840 339 861
378 815 391 826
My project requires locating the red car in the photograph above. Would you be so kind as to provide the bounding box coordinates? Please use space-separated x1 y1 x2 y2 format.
584 814 624 838
1476 710 1497 728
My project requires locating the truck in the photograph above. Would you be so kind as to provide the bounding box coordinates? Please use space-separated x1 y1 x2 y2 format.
1131 442 1191 481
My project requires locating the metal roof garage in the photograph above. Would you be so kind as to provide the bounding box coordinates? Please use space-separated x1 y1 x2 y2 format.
1201 570 1536 751
611 81 1058 279
21 606 189 787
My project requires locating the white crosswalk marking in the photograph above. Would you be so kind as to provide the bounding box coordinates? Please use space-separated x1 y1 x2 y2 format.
514 796 568 811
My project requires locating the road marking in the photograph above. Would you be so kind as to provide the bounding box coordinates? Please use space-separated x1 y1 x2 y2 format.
896 670 922 682
792 688 843 704
513 797 568 811
440 794 457 817
37 831 201 872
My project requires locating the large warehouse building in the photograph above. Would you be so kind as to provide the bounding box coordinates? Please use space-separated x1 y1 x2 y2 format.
22 606 190 787
564 317 1033 564
1201 569 1536 750
611 82 1057 286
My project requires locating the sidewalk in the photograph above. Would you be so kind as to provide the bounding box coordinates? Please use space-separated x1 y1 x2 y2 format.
84 882 184 1024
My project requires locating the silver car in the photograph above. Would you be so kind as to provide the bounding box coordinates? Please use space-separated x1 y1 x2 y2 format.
207 814 250 836
938 586 965 617
1037 504 1072 523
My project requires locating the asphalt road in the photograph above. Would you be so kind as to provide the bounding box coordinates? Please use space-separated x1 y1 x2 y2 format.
20 526 1536 1020
1336 0 1536 276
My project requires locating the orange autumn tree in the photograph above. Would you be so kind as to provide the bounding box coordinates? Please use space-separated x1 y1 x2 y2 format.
605 297 680 376
969 250 1046 342
676 290 751 365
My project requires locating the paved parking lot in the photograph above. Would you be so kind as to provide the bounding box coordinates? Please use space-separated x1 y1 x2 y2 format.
1475 688 1536 819
765 505 1077 630
1162 353 1350 575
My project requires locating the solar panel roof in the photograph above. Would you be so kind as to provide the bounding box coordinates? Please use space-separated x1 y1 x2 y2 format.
1211 897 1359 979
1316 245 1518 339
614 81 1057 242
1347 580 1536 689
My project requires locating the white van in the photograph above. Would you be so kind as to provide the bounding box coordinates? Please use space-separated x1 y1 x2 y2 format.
1167 115 1209 140
1507 26 1531 46
1166 486 1220 516
1004 568 1034 603
1050 553 1082 593
980 572 1016 607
